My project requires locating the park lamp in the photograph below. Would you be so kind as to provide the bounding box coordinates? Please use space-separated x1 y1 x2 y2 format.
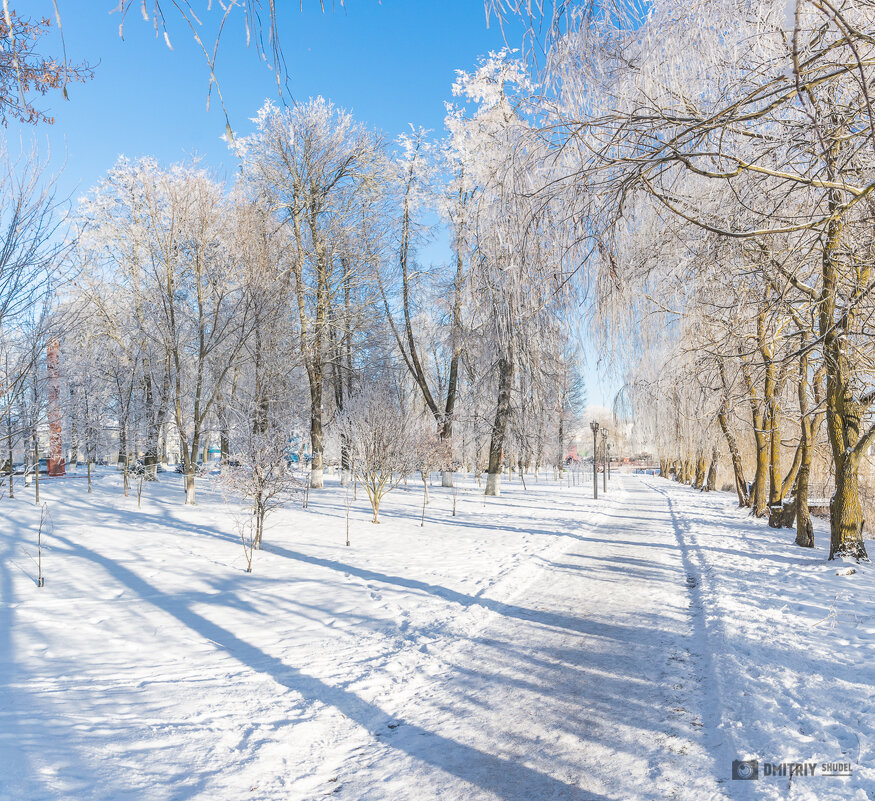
590 421 599 499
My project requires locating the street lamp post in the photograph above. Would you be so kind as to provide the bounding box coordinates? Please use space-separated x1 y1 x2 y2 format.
590 421 599 500
601 429 608 493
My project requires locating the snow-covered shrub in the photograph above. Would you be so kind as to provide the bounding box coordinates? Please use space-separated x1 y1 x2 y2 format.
334 386 424 523
219 428 302 569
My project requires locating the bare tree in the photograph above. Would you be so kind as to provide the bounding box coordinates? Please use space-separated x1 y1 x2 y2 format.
238 98 383 490
334 384 424 524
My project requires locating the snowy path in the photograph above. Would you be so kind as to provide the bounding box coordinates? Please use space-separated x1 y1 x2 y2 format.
325 475 723 801
1 472 872 800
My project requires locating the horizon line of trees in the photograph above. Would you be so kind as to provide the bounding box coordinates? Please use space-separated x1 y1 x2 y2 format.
0 55 587 530
10 0 874 569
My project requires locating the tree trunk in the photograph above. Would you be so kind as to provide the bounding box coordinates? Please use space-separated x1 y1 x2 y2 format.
340 268 353 487
310 400 324 489
795 438 814 548
119 419 128 497
143 371 160 481
185 470 196 505
830 453 868 559
254 493 264 549
794 352 822 548
557 416 565 478
768 400 782 507
485 356 514 497
69 388 79 469
32 418 40 505
371 490 381 524
6 400 13 499
820 141 869 561
183 425 201 505
682 457 693 485
780 442 802 500
717 405 749 506
693 451 706 489
750 427 768 516
706 448 718 491
740 354 769 516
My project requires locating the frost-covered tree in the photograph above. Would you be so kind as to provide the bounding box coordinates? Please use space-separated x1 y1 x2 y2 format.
335 383 425 523
534 0 875 559
237 98 384 491
220 427 302 559
0 148 68 494
78 159 251 504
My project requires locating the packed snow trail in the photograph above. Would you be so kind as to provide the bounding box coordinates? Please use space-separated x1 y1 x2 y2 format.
0 472 871 800
322 475 724 801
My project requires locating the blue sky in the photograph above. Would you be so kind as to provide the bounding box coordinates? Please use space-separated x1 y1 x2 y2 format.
27 1 508 190
19 0 619 408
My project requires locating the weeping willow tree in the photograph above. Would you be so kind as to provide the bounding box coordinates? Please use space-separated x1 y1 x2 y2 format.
513 0 875 561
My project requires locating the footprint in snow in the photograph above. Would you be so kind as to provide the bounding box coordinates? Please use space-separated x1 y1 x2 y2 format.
825 722 858 756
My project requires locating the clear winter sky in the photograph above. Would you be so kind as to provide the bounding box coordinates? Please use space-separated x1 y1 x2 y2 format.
18 0 619 409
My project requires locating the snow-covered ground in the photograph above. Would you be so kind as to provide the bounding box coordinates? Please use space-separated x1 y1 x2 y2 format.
0 470 872 800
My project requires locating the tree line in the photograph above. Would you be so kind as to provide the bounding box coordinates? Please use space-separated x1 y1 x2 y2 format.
10 0 870 566
0 55 585 525
530 0 875 560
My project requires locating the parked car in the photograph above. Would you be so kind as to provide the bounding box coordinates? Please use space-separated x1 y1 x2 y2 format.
15 459 50 477
127 460 166 475
173 461 206 474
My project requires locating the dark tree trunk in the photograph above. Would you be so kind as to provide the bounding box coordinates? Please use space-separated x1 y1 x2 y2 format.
143 371 160 481
829 454 868 560
485 356 514 496
717 411 749 506
819 128 868 561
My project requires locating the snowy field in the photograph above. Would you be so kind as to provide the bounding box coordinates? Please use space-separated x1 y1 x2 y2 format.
0 470 872 801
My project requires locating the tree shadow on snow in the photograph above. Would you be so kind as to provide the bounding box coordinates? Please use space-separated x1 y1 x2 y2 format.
46 531 610 801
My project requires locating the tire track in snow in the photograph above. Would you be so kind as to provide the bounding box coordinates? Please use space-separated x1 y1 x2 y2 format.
648 479 735 801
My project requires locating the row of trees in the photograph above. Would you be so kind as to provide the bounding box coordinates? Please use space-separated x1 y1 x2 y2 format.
0 54 586 531
523 0 875 560
10 0 873 567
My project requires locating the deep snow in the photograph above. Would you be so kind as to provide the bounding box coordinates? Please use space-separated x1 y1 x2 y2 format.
0 470 872 800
